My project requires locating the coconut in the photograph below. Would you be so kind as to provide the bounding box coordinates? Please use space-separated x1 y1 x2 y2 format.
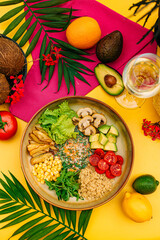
0 73 10 104
0 37 25 76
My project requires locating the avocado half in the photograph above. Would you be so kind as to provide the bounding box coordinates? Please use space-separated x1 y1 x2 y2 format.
94 64 124 96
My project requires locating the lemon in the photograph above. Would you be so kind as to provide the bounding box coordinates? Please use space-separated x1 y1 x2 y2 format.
122 192 152 222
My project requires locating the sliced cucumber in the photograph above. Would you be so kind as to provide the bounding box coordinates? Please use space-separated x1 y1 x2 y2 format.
99 133 108 145
103 142 117 151
90 141 103 149
89 133 99 142
98 124 110 134
107 133 117 143
108 125 119 136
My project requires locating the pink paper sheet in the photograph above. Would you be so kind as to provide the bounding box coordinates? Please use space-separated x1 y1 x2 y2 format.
10 0 157 122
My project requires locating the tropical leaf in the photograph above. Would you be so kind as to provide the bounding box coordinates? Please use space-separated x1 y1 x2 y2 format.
0 0 93 94
0 5 24 23
0 172 92 239
0 0 22 6
12 15 33 41
41 41 52 84
69 68 91 86
3 10 29 36
30 0 71 8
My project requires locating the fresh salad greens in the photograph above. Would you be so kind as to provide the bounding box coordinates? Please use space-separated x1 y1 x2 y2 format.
38 101 78 144
45 168 81 201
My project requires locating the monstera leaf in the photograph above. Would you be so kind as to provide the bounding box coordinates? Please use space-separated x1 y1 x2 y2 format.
0 0 93 93
0 172 93 239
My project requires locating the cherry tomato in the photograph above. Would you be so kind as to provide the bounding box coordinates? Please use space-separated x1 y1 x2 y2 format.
94 149 105 158
110 164 122 176
98 159 109 171
89 154 100 166
116 155 124 165
104 151 117 165
105 169 115 179
95 166 105 174
0 111 17 140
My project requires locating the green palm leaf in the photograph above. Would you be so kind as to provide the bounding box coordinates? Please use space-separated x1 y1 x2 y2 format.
0 179 18 200
10 216 45 239
3 10 29 36
25 27 42 57
34 7 77 14
63 61 70 94
0 172 92 240
39 33 47 72
19 21 37 47
12 15 33 41
82 210 93 235
26 0 44 2
62 51 94 62
68 68 76 95
0 5 24 23
30 0 70 8
69 68 91 86
63 58 93 72
42 22 67 28
57 58 63 92
0 0 22 6
38 13 75 21
41 41 52 84
0 189 11 200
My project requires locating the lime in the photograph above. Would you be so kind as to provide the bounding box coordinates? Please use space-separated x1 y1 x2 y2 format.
132 174 159 194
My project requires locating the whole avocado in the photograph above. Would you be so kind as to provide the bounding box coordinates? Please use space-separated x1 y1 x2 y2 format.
132 174 159 194
96 30 123 63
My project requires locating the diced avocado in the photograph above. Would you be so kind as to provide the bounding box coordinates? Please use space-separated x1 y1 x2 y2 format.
107 133 117 143
89 133 100 142
99 133 108 145
98 124 110 134
108 125 119 136
103 142 117 151
94 64 124 96
90 141 103 149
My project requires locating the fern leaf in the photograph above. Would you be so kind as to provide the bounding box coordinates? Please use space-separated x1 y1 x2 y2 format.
19 21 37 47
25 27 42 57
10 216 45 239
3 10 29 36
26 181 43 212
0 208 30 224
12 15 33 41
43 227 65 240
0 0 22 6
30 0 71 8
18 220 53 240
0 5 24 23
0 211 37 230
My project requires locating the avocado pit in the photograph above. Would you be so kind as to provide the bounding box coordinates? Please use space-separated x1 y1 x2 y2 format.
104 74 117 88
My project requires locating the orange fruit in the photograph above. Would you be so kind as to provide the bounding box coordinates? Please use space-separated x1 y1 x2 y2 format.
66 16 101 49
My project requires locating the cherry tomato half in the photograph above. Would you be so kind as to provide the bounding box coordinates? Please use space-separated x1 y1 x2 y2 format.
94 149 105 158
89 154 100 167
105 169 115 179
110 164 122 176
104 151 117 165
116 155 124 165
98 159 109 171
0 111 17 140
95 166 106 174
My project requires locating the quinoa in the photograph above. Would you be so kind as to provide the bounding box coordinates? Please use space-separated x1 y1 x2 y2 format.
78 164 114 200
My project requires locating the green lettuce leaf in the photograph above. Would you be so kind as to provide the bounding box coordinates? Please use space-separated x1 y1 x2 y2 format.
38 101 77 144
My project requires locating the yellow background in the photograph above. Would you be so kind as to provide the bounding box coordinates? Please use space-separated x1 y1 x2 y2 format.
0 0 160 240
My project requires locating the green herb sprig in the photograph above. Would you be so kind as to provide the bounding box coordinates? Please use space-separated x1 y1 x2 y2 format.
0 171 93 239
45 168 81 201
0 0 94 93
